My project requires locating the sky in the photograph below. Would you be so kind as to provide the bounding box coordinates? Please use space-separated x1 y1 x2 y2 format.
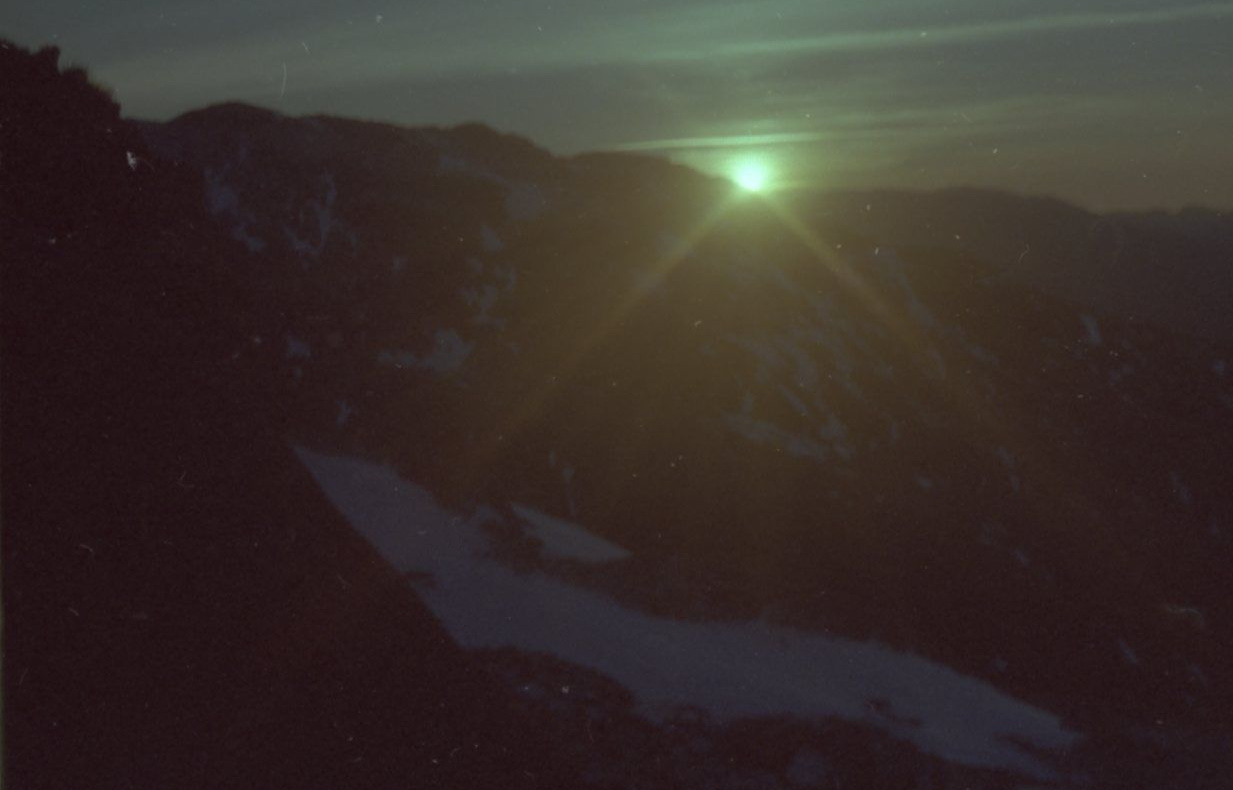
7 0 1233 210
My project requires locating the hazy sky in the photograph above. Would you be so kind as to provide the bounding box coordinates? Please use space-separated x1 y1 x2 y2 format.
7 1 1233 210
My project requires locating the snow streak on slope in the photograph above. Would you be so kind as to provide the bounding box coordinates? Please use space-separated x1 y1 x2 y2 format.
511 502 631 563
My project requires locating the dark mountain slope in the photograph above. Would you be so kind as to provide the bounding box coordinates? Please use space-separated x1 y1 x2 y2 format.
810 187 1233 342
6 39 1233 789
2 42 561 790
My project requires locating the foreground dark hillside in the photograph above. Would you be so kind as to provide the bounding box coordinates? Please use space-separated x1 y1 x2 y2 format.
1 42 562 790
4 41 1232 789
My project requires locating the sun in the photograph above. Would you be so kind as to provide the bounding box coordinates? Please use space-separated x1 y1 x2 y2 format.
732 158 771 192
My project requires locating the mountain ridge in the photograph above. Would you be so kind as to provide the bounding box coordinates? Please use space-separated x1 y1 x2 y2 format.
6 40 1233 789
142 98 1233 347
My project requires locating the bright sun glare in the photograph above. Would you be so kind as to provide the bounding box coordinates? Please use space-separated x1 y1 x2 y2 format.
732 159 771 192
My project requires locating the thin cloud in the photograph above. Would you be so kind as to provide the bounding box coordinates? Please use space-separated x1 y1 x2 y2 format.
609 131 830 152
705 3 1233 61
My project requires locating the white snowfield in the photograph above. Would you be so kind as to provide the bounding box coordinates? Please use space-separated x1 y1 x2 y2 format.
511 502 631 563
375 329 474 374
295 447 1079 780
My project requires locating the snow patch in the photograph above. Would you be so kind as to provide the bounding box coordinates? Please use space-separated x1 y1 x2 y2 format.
996 447 1022 492
285 334 312 360
1108 364 1135 387
777 385 811 418
873 250 938 330
1169 471 1194 507
293 448 1081 780
422 329 473 373
377 329 473 374
462 284 503 327
505 183 548 221
284 174 339 261
785 748 830 786
203 168 265 252
437 153 497 180
481 224 504 252
205 171 239 215
1080 315 1103 347
548 452 578 515
511 503 630 564
726 414 835 463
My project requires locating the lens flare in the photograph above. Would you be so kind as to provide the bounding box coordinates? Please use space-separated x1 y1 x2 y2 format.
733 159 770 192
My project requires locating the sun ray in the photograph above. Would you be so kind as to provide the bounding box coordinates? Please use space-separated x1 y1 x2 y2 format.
761 194 1152 597
473 194 739 472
